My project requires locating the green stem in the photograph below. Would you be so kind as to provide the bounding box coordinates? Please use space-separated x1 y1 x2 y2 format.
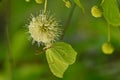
61 3 76 39
6 25 13 80
5 0 13 80
44 0 47 14
107 24 110 43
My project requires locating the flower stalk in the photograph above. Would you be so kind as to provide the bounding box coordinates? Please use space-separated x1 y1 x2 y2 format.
44 0 47 14
107 24 110 43
5 0 13 80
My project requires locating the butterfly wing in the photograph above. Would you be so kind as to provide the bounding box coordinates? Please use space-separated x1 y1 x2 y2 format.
53 42 77 64
46 42 77 78
46 48 68 78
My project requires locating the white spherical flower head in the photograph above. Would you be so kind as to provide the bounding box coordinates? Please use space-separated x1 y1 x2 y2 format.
28 11 62 47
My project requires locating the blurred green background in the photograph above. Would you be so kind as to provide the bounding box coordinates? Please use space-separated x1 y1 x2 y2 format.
0 0 120 80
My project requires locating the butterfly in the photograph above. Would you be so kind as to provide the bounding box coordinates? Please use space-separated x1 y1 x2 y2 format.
46 42 77 78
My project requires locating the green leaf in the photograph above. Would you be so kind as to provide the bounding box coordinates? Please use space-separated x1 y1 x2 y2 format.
46 42 77 78
73 0 84 12
102 0 120 26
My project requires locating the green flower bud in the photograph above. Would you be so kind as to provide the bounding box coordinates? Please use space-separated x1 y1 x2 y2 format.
25 0 30 2
91 5 102 18
102 42 114 54
35 0 43 4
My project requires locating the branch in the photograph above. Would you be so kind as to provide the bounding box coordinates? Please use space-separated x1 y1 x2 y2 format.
61 3 76 40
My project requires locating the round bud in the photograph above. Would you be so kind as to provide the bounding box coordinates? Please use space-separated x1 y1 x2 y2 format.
25 0 30 2
35 0 43 4
102 42 114 54
91 5 102 18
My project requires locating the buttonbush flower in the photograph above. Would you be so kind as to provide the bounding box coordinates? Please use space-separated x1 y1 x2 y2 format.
28 11 62 47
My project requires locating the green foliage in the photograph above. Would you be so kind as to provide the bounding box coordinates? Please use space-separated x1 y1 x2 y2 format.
1 0 120 80
46 42 77 78
102 0 120 26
